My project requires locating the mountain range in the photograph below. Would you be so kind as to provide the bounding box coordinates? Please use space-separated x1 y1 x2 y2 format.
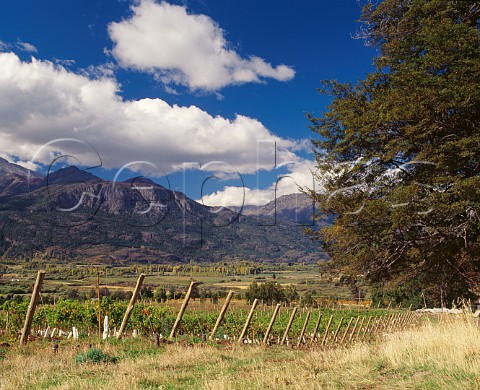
0 158 328 264
232 193 334 227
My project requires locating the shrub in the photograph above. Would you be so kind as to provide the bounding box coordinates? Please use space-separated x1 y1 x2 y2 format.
75 347 115 364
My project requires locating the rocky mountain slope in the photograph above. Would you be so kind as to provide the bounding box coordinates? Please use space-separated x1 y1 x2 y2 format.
0 161 327 264
232 193 332 226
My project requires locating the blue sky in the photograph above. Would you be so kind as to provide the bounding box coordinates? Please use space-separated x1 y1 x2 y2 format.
0 0 376 205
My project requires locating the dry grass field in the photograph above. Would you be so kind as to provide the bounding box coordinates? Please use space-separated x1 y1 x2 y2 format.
0 315 479 389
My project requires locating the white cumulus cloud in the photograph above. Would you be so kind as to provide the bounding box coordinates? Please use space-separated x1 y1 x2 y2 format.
200 160 322 207
0 52 300 176
108 0 295 91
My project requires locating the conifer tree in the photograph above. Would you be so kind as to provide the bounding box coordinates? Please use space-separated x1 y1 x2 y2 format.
308 0 480 306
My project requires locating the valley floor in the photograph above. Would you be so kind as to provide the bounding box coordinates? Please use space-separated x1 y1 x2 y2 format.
0 315 479 389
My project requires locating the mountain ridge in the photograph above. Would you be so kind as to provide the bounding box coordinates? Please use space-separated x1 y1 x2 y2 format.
0 162 327 264
0 157 43 179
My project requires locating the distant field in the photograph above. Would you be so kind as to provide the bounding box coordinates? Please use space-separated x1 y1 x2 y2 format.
0 261 354 300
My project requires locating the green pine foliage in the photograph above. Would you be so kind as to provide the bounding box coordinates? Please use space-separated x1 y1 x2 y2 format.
308 0 480 306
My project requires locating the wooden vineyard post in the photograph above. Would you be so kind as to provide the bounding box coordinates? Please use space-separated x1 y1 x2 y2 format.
209 290 234 340
97 272 101 339
390 313 397 330
400 312 408 328
20 270 45 345
395 313 402 329
238 299 258 343
379 315 388 335
373 315 384 336
396 312 404 329
362 316 373 340
396 313 403 329
321 315 334 346
401 312 408 328
384 313 394 332
169 281 196 339
117 274 145 340
387 313 396 331
402 312 408 328
354 316 366 341
280 307 298 345
407 312 414 326
263 303 281 344
297 309 311 347
349 316 360 342
405 312 413 327
381 313 391 332
310 312 323 345
331 317 344 345
393 313 401 330
403 312 412 328
340 317 353 344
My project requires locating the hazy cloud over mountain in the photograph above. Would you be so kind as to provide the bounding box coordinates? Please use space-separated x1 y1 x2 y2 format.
200 160 321 207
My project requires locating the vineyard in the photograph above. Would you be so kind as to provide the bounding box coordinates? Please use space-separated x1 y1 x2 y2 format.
1 272 414 349
0 298 402 341
1 272 479 390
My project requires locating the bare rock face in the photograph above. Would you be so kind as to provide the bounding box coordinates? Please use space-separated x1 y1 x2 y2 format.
0 173 42 197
